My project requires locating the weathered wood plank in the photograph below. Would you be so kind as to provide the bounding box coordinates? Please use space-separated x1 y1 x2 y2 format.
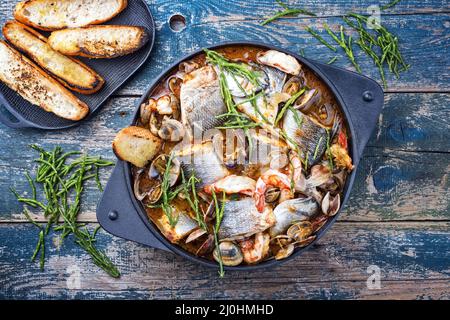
1 93 448 222
0 222 448 299
0 1 449 93
2 0 449 28
118 13 450 94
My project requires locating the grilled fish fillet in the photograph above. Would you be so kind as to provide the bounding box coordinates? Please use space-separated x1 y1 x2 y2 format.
48 25 149 59
219 198 275 241
14 0 128 31
0 41 89 121
3 21 104 94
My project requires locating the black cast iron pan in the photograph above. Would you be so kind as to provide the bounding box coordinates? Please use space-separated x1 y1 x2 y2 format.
97 42 384 270
0 0 155 130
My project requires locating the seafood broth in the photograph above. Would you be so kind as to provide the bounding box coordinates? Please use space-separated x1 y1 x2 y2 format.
129 45 354 266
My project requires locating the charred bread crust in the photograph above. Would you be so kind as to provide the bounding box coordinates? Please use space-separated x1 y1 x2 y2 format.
48 25 149 59
112 126 162 167
0 40 89 121
3 21 104 94
14 0 128 31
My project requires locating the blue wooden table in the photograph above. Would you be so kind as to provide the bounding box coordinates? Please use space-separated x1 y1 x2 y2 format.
0 0 449 300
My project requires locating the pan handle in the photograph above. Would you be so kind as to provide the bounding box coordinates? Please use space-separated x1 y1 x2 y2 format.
0 95 32 129
97 161 170 252
309 61 384 164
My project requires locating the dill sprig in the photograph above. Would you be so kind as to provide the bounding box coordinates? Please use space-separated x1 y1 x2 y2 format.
211 190 226 278
11 145 118 277
261 0 316 26
323 23 362 73
305 26 337 52
381 0 401 10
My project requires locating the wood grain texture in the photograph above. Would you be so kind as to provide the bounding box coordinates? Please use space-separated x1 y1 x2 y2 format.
0 222 448 299
0 0 449 300
1 1 449 93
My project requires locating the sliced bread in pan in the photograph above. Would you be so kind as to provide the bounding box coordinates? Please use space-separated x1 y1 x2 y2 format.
48 25 149 59
0 41 89 121
14 0 128 31
3 21 104 94
113 126 162 168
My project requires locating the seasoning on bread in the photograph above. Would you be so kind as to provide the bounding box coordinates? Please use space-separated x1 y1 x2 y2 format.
14 0 128 31
3 21 104 94
113 126 162 167
48 25 149 59
0 41 89 121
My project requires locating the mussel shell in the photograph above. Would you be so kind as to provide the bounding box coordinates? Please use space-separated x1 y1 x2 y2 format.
294 88 321 112
287 221 313 241
196 234 215 256
292 235 316 248
213 241 244 266
158 118 185 142
264 187 281 203
134 172 163 204
282 76 305 96
140 101 153 126
274 243 294 260
149 112 162 136
146 183 163 204
167 75 183 98
185 228 208 244
150 154 181 187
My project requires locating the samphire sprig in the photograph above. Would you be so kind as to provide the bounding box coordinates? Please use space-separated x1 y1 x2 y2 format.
181 170 207 231
211 189 226 278
323 23 362 73
345 13 409 82
204 49 261 152
11 145 119 278
261 0 316 26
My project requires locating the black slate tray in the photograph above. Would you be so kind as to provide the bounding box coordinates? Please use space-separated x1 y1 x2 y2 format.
0 0 155 130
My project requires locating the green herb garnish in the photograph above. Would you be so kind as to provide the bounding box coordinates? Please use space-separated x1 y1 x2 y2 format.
327 56 338 65
381 0 401 10
305 26 337 52
211 190 226 278
11 145 119 277
326 129 334 170
275 88 306 125
313 137 323 160
181 170 207 231
323 23 362 73
344 13 409 86
160 153 179 227
261 0 316 26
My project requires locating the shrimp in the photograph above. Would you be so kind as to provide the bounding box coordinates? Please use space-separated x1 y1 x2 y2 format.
288 151 306 192
254 169 291 212
204 175 256 196
239 232 270 264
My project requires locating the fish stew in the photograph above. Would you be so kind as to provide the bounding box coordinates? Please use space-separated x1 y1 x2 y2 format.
115 45 354 267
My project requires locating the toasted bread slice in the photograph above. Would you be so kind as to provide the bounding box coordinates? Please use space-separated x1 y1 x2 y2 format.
48 25 149 59
14 0 128 31
0 41 89 121
3 21 104 94
113 126 162 167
